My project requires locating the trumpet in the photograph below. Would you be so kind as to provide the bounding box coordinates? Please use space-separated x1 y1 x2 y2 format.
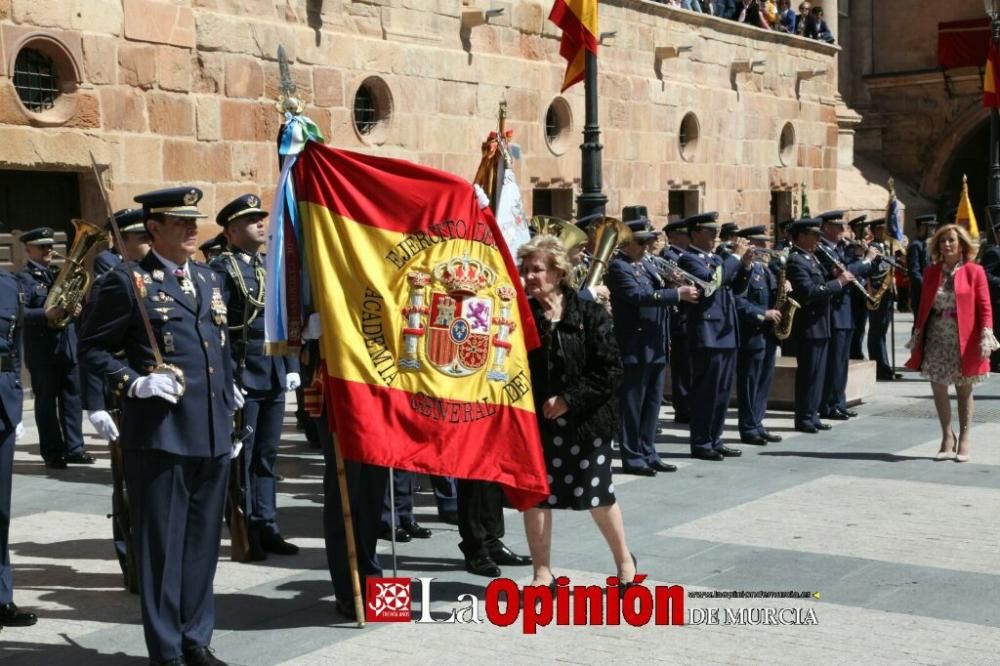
748 247 788 262
647 254 716 297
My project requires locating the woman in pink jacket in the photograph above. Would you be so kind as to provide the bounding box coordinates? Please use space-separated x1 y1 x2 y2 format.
905 224 999 462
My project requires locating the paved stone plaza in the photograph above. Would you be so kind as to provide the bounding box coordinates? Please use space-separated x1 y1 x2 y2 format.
2 314 998 664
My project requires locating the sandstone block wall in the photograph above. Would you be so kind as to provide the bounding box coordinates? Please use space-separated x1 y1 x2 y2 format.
0 0 840 239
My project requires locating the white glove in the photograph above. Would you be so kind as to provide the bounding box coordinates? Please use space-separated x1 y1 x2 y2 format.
15 422 24 441
132 372 184 404
233 382 246 409
473 184 490 210
87 410 119 441
285 372 301 392
301 313 322 341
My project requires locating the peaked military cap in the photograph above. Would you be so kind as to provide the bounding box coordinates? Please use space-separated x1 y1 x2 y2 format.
737 225 768 239
134 187 207 219
573 211 604 231
663 219 690 234
19 227 55 246
683 211 720 231
217 193 268 227
719 222 740 237
818 209 845 223
867 217 887 228
199 233 227 254
789 218 823 236
106 208 147 235
848 215 867 227
621 205 657 239
915 214 939 226
779 218 797 230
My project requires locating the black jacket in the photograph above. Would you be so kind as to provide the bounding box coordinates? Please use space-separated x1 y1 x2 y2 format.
528 288 623 444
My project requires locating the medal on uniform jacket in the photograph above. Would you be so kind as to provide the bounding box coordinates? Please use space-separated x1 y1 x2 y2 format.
152 269 164 283
211 287 227 325
133 272 147 299
163 330 176 354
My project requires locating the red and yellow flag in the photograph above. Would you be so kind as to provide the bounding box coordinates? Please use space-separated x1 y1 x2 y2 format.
292 143 548 509
549 0 598 92
956 174 980 239
984 34 1000 107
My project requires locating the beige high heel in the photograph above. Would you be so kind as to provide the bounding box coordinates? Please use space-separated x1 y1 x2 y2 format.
956 429 970 462
935 430 957 460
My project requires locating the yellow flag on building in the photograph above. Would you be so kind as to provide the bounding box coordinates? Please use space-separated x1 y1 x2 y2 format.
956 174 980 239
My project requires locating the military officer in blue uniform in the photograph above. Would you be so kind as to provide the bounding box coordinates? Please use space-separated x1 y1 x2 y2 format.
906 214 938 315
817 211 878 420
210 194 300 561
0 267 39 630
846 216 871 359
16 227 92 469
661 219 693 423
606 206 698 475
865 218 900 380
786 218 853 433
715 221 739 257
93 209 148 278
677 212 752 460
734 225 783 445
79 187 241 666
981 218 1000 372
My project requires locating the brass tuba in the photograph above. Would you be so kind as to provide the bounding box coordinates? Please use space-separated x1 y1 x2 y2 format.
582 216 632 291
43 218 106 329
772 252 800 341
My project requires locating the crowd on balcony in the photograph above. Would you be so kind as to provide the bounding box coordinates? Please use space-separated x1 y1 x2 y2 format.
656 0 836 43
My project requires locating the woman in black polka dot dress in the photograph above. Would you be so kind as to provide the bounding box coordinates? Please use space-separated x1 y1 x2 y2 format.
518 235 635 587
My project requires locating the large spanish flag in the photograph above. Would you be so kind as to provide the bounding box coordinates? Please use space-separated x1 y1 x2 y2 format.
266 121 548 509
549 0 598 92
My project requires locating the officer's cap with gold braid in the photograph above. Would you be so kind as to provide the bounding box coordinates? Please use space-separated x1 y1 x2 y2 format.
134 187 207 219
106 208 147 234
216 193 268 227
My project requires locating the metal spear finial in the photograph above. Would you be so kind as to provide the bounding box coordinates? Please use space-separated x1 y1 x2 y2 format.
275 45 304 115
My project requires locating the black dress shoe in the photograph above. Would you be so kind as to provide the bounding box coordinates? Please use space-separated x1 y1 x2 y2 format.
64 451 96 464
379 526 411 543
335 598 357 620
739 434 767 445
247 529 267 561
674 415 691 425
401 522 432 539
760 430 783 443
489 545 531 566
840 409 858 418
691 450 724 461
649 459 678 472
621 465 657 476
151 658 186 666
814 423 832 431
823 412 849 421
795 424 818 434
184 646 228 666
261 533 300 555
465 555 501 578
0 602 37 626
718 446 742 457
44 457 67 469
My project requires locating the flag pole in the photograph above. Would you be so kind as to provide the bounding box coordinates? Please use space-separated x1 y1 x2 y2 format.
388 467 398 577
576 48 608 221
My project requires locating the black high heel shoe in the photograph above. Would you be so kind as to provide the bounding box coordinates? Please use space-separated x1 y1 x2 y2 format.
621 552 639 588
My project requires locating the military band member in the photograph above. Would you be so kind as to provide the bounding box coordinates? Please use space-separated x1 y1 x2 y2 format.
734 226 782 445
677 212 752 461
847 216 871 359
210 194 300 560
776 218 795 251
16 227 92 469
199 233 227 263
906 214 938 316
606 206 698 475
0 267 38 630
715 221 739 257
981 218 1000 372
786 218 853 433
817 211 878 420
92 209 147 279
80 187 241 666
662 219 693 423
866 218 901 381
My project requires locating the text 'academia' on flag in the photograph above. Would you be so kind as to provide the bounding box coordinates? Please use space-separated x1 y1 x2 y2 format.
549 0 598 92
265 131 550 509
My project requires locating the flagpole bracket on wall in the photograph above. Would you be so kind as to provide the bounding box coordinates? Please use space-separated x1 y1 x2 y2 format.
462 7 504 29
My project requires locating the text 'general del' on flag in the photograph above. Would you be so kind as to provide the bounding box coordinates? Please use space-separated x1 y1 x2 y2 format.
549 0 598 92
264 117 549 509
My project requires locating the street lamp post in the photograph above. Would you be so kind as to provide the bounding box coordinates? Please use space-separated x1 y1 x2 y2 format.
987 0 1000 239
576 49 608 222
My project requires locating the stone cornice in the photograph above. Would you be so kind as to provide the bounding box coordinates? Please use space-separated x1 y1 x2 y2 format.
603 0 841 57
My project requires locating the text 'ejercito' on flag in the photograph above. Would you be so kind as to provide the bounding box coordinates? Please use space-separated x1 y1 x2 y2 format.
550 0 598 92
292 143 549 509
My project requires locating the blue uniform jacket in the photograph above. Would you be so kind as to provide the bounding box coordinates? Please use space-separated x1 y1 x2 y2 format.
677 248 749 350
605 251 678 364
78 253 237 458
735 260 777 351
15 261 77 366
661 247 688 335
906 239 928 292
0 270 24 430
93 250 123 278
209 249 298 394
820 238 872 331
787 247 842 340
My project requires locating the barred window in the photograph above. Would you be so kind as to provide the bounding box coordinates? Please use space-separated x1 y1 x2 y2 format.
353 84 377 136
13 48 60 113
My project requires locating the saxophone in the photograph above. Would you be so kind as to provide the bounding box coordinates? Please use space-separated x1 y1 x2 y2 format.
773 253 800 341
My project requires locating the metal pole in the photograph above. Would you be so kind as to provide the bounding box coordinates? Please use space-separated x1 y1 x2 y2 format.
991 18 1000 239
576 50 608 221
388 467 397 577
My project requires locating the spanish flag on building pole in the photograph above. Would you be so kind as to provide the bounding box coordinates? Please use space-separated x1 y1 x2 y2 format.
984 29 1000 107
549 0 598 92
956 174 981 239
265 116 549 509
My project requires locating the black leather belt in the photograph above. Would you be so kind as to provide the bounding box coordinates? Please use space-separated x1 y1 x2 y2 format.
0 355 16 373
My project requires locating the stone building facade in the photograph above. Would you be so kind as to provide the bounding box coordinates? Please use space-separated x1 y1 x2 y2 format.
0 0 846 266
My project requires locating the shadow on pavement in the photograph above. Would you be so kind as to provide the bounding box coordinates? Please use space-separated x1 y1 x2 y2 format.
758 451 936 462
